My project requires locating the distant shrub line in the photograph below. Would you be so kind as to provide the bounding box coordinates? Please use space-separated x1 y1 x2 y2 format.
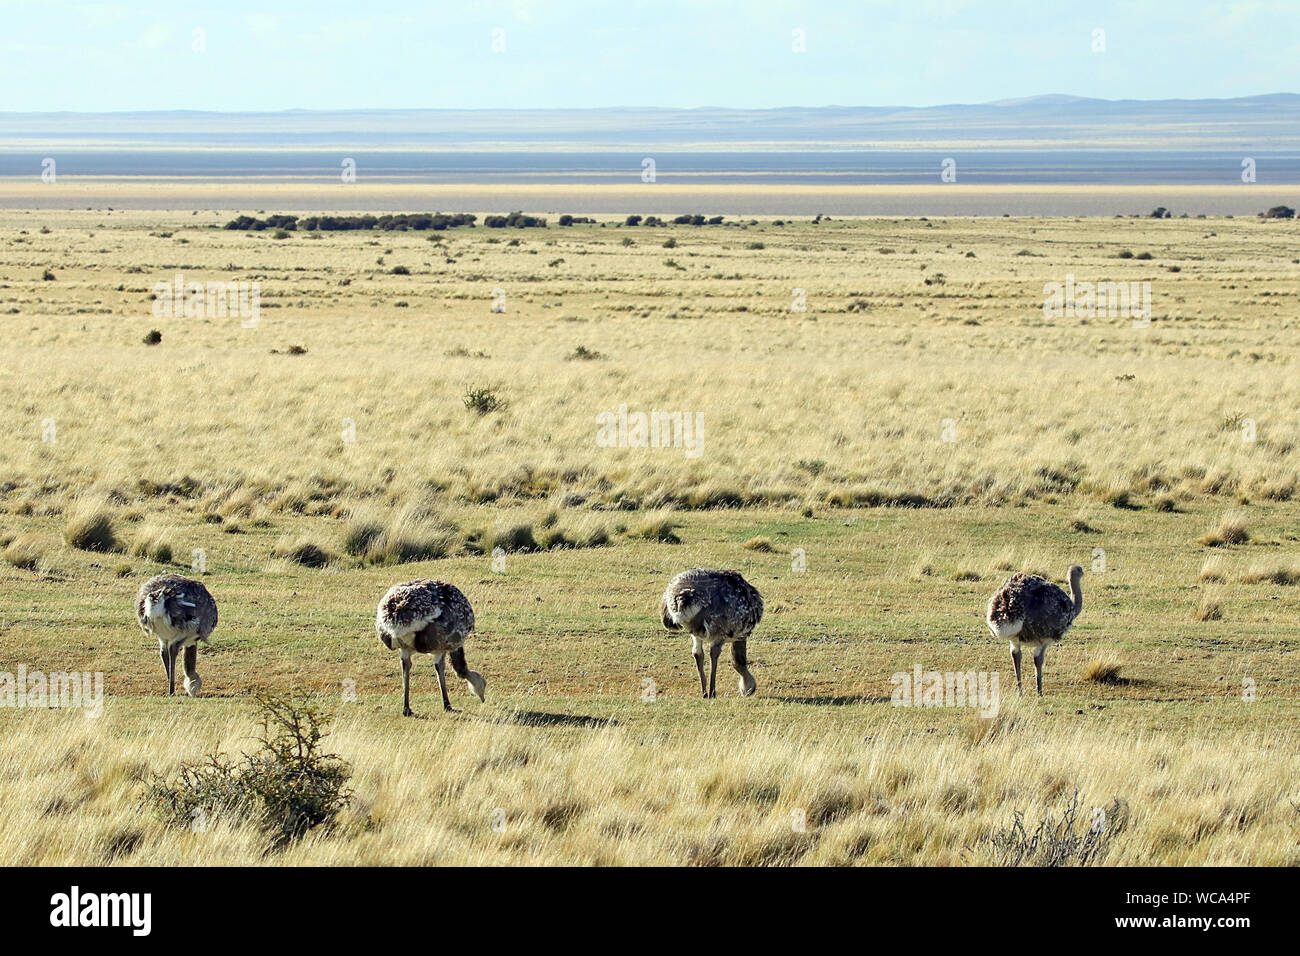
624 214 726 226
224 213 478 232
483 211 547 228
223 211 748 232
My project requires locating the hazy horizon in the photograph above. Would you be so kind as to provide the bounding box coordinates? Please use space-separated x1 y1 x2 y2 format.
4 91 1299 116
3 1 1298 112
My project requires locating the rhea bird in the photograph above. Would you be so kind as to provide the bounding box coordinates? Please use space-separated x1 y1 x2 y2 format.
376 579 486 716
135 573 218 697
660 568 763 698
986 565 1083 696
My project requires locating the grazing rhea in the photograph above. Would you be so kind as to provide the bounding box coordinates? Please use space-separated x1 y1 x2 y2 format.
660 568 763 698
986 565 1084 696
376 580 486 716
136 573 217 697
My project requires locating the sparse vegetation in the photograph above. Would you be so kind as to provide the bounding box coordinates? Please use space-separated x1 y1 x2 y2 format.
147 695 352 850
463 385 506 415
2 211 1299 868
272 536 333 568
2 533 44 571
64 508 122 553
982 791 1129 866
1082 652 1125 684
1199 514 1250 547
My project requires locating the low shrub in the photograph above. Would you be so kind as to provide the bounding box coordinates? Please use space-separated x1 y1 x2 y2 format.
147 695 353 849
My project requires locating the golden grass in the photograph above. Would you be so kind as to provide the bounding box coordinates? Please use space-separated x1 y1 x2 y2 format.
3 209 1299 866
1193 590 1225 622
1199 513 1252 548
2 532 44 571
1239 563 1300 586
1198 555 1227 583
3 213 1298 522
270 535 334 569
63 506 122 553
128 518 177 564
2 700 1296 866
1082 651 1125 684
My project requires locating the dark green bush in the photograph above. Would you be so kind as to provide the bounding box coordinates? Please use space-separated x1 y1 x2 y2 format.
148 695 353 849
464 386 505 415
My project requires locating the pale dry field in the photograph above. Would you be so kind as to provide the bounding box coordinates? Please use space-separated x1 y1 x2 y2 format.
1 206 1298 865
2 180 1294 215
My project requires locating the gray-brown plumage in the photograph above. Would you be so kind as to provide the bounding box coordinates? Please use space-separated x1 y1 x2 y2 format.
135 573 218 697
660 568 763 698
376 579 486 716
986 565 1083 696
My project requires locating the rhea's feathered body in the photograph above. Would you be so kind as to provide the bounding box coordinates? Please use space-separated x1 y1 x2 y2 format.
377 579 475 654
376 580 485 715
987 565 1083 695
661 568 763 698
135 573 217 697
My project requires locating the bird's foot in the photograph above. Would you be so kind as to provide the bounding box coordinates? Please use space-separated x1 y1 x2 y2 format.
443 704 458 713
402 706 415 717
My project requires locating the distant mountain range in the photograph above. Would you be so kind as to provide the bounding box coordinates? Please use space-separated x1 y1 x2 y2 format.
3 94 1299 150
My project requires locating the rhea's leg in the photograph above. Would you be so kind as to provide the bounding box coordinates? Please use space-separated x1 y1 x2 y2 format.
435 653 453 712
401 650 414 716
1010 643 1023 696
708 642 722 699
450 647 485 702
1033 645 1046 697
692 637 707 698
159 641 171 695
167 643 180 696
732 640 756 697
182 644 201 697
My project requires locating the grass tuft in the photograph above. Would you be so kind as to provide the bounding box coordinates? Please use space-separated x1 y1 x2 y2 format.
632 515 681 544
272 536 334 568
2 533 44 571
65 508 122 553
1082 652 1125 684
1199 514 1250 548
1192 590 1224 622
